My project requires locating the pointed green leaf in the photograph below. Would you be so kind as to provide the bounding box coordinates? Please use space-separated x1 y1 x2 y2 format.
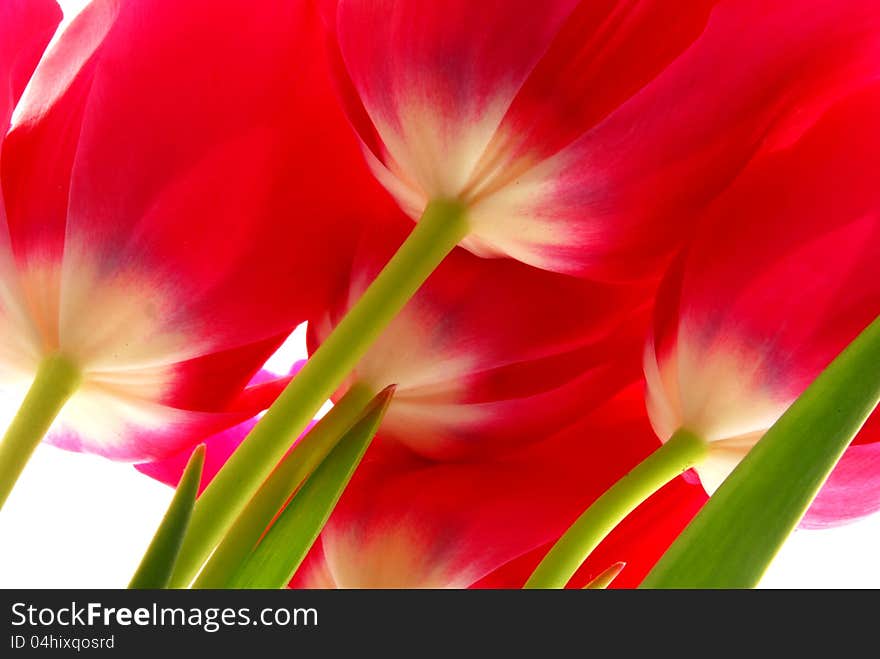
129 445 205 589
193 384 375 588
642 315 880 588
584 562 626 590
228 386 395 589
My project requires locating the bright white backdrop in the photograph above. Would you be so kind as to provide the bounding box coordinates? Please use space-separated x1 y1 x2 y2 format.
0 0 877 589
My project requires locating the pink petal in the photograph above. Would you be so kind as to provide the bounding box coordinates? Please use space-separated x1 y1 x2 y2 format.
802 414 880 529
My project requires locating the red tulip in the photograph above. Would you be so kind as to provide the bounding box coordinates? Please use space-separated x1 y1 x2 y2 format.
645 86 880 527
0 0 383 461
308 211 651 460
325 0 880 278
289 386 707 588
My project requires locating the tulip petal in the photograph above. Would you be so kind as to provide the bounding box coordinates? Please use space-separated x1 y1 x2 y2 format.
3 0 118 269
802 414 880 529
494 1 715 164
5 0 374 352
0 0 61 130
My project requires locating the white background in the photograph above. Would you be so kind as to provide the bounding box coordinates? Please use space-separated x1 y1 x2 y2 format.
0 0 877 589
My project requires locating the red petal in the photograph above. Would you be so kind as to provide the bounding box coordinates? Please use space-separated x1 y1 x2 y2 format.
497 0 715 163
0 0 61 130
134 357 308 484
3 0 118 268
48 354 302 462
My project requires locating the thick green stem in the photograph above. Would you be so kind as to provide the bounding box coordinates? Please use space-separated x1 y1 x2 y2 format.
0 354 80 510
193 383 375 588
171 200 469 586
525 429 708 589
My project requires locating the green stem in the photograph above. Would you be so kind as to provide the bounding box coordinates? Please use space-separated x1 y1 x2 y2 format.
525 429 709 589
192 383 375 588
0 354 80 510
171 199 469 586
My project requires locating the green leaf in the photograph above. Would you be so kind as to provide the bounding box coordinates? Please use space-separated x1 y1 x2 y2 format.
129 445 205 589
192 383 375 588
584 562 625 590
641 314 880 588
228 386 395 589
